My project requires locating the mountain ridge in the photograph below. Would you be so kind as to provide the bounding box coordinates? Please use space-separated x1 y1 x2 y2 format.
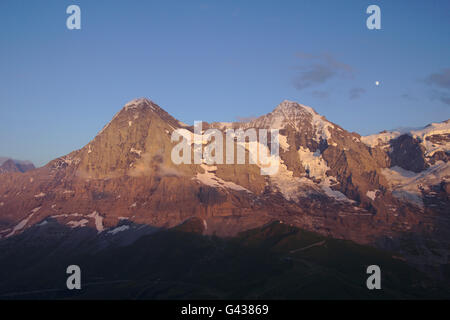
0 158 35 174
0 98 448 278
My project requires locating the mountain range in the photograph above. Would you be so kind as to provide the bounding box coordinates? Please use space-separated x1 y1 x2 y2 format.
0 98 448 298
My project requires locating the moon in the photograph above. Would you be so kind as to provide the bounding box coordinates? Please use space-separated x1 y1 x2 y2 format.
375 81 380 86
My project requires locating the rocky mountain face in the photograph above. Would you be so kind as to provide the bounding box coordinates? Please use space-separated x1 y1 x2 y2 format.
0 98 448 277
361 122 450 207
0 158 35 174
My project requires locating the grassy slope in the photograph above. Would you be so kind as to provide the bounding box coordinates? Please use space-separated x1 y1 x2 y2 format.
0 221 448 299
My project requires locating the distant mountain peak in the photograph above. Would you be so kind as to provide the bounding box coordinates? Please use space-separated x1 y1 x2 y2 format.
0 157 35 174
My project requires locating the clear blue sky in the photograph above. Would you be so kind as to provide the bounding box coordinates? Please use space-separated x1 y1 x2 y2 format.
1 0 449 166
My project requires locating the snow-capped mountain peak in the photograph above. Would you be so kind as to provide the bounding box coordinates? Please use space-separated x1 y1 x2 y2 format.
124 98 156 111
242 100 332 140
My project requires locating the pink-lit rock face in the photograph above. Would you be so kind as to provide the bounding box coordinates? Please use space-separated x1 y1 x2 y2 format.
0 99 448 256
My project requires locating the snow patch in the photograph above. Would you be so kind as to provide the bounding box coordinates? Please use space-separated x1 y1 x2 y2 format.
270 163 315 201
297 147 329 180
5 207 41 238
382 161 450 207
307 109 334 142
107 225 130 235
31 207 41 214
34 192 46 198
51 213 81 218
194 164 252 192
87 211 104 233
321 178 354 203
366 190 379 201
124 98 150 110
410 121 450 141
67 219 89 229
270 160 353 203
0 228 11 234
130 148 142 156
